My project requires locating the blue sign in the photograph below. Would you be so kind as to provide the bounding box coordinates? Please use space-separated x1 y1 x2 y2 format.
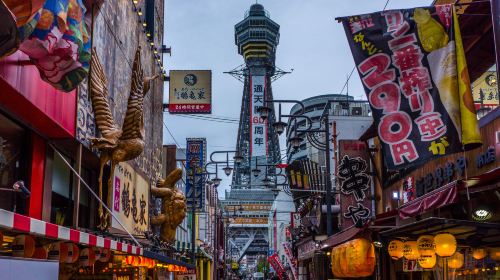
186 138 206 209
268 249 274 256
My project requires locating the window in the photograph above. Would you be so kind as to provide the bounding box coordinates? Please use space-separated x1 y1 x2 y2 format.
0 113 28 214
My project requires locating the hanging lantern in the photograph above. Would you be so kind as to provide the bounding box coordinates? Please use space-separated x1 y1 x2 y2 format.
472 248 487 260
388 240 404 260
330 238 375 278
448 252 464 269
125 255 135 265
12 235 35 258
98 248 111 262
418 252 437 269
32 246 48 259
66 243 79 264
48 242 69 262
134 256 141 266
403 241 420 260
489 248 500 261
79 248 96 267
434 233 457 257
417 235 435 254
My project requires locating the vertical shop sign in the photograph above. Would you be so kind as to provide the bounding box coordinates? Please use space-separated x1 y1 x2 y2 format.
402 177 415 203
268 253 286 280
291 212 301 229
111 162 149 235
283 242 298 280
338 140 372 228
341 5 481 170
250 75 268 157
186 138 206 209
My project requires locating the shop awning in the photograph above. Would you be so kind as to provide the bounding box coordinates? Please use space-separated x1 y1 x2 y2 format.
143 250 195 269
322 226 366 248
380 217 500 247
398 181 462 219
0 208 142 255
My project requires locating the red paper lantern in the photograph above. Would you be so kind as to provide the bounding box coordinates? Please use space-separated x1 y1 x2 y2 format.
12 235 35 258
66 243 79 263
48 242 69 262
98 248 111 262
125 255 134 265
33 246 48 259
79 248 96 267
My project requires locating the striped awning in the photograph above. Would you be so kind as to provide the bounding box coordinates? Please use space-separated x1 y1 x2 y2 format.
0 208 142 255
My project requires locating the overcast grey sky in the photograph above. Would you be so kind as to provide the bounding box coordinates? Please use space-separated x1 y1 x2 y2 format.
162 0 431 197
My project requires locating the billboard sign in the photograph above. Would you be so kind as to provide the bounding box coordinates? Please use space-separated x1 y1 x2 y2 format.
169 70 211 114
341 5 481 170
111 162 149 235
185 138 207 209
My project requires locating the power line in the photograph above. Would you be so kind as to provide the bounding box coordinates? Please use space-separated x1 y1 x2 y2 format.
383 0 391 11
337 0 391 96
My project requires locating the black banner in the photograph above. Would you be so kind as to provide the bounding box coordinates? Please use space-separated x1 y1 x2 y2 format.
341 5 481 170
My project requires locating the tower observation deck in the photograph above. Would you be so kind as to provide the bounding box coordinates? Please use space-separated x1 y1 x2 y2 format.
232 4 281 189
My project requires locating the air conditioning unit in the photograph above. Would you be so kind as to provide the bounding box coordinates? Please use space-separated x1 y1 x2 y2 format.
351 107 362 116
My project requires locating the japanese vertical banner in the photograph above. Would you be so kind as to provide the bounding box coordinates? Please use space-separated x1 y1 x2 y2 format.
250 75 268 157
341 5 481 170
186 138 207 210
338 140 372 228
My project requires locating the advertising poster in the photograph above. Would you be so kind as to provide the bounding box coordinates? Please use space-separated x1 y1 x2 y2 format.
341 5 481 170
169 70 211 114
111 162 149 235
185 138 207 209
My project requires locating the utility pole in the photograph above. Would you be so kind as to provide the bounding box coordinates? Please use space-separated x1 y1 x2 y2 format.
324 102 334 236
191 164 197 267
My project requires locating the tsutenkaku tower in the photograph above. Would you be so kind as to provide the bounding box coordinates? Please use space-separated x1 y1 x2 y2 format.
232 3 281 189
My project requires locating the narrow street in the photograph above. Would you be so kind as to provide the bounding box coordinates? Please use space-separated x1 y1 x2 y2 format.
0 0 499 279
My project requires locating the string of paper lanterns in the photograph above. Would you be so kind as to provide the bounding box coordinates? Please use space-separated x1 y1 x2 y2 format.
130 0 169 80
387 233 500 271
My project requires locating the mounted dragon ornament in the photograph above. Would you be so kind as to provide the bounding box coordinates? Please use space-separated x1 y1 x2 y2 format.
89 46 158 230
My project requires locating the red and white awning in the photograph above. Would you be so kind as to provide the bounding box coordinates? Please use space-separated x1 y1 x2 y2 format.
0 209 142 255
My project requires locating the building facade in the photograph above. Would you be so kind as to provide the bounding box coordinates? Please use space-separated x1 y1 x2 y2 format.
0 1 193 279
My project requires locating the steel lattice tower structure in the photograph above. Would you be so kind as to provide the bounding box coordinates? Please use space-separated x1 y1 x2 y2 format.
231 3 281 189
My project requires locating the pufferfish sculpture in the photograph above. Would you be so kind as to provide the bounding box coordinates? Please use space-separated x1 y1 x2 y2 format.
151 168 187 243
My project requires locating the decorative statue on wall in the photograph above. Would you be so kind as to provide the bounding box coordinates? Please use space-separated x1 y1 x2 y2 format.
89 46 158 230
151 168 187 243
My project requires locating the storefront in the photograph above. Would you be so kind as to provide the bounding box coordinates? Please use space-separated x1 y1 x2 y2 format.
375 107 500 279
0 208 194 279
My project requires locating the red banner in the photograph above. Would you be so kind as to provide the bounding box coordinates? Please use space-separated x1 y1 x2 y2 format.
268 253 286 280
